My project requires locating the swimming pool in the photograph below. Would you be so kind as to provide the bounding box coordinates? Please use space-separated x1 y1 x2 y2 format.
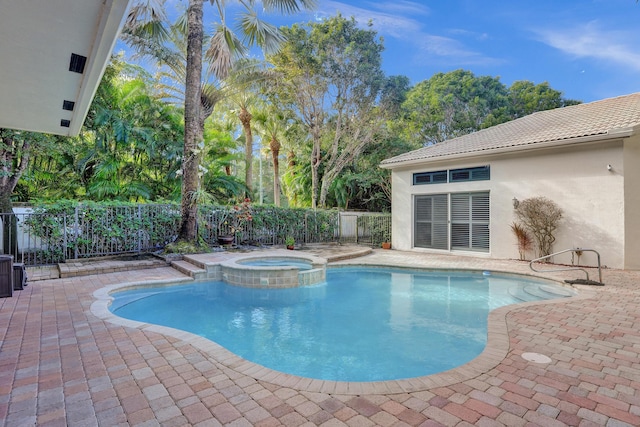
109 267 576 382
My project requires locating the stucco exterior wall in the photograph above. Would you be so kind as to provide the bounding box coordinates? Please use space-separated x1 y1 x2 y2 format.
623 133 640 269
390 140 628 269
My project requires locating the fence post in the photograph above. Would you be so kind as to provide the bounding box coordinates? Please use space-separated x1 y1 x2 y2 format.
74 205 79 260
62 215 67 261
273 209 277 245
356 215 360 245
137 205 142 253
306 211 310 244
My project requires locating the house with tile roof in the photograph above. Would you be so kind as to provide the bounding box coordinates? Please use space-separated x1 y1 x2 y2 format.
380 92 640 270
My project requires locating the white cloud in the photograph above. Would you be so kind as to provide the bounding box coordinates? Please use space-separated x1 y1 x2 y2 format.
363 0 430 16
317 1 499 66
447 28 490 42
534 22 640 72
316 0 425 37
412 35 502 67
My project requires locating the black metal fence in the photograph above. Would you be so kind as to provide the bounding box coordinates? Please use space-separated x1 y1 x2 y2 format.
1 205 181 266
0 205 390 266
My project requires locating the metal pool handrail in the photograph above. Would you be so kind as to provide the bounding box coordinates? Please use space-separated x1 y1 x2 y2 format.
529 248 603 284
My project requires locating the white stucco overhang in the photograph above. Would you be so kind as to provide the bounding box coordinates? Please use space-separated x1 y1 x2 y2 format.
379 129 637 170
0 0 131 137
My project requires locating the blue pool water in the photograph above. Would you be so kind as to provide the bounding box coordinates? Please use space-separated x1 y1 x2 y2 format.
110 267 575 382
240 259 312 270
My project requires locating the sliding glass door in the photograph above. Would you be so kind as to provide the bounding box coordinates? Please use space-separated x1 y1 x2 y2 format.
414 192 489 252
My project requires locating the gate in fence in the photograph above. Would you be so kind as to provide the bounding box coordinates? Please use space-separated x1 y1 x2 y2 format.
338 212 391 247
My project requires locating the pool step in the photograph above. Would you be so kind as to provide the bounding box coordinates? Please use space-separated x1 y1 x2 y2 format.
170 260 207 280
509 284 576 302
508 287 541 302
58 257 167 278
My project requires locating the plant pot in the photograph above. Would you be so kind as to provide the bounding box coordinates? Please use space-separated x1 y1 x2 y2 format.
286 245 295 250
217 235 234 246
381 242 391 249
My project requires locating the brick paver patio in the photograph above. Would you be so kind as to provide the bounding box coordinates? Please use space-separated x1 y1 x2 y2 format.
1 249 639 426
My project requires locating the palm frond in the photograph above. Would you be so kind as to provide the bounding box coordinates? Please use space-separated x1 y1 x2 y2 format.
239 12 286 55
201 84 224 113
126 0 168 27
261 0 318 15
205 25 248 79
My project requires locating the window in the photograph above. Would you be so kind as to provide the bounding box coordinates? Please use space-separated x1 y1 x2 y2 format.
449 166 490 182
451 192 490 251
414 192 490 252
413 166 490 185
413 170 447 185
414 194 448 249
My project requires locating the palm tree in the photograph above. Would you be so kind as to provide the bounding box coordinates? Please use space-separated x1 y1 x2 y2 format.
79 61 183 201
125 0 316 243
222 59 268 198
254 107 295 207
201 116 247 202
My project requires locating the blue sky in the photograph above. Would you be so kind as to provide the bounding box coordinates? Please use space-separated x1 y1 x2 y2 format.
297 0 640 103
126 0 640 103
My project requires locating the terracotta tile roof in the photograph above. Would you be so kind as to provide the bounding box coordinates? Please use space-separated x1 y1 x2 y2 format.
381 92 640 167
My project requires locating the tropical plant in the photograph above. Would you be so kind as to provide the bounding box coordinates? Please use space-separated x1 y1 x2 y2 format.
216 197 253 245
124 0 316 243
78 59 184 202
223 59 272 196
254 106 297 207
200 119 247 201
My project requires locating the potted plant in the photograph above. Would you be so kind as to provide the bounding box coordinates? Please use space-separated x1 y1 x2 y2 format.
369 217 391 249
285 236 295 250
217 198 253 246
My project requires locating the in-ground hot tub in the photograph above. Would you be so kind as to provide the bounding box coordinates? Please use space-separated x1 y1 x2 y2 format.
220 252 327 288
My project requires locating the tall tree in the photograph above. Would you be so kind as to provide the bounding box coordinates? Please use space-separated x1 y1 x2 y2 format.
508 80 580 119
0 129 52 255
125 0 316 243
254 107 295 206
267 15 386 208
402 70 581 146
402 70 509 145
224 59 270 197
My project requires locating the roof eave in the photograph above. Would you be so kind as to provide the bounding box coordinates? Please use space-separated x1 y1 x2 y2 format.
68 0 130 136
379 129 636 170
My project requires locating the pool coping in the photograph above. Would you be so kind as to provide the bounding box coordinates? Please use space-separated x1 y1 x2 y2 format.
219 252 327 288
90 264 595 395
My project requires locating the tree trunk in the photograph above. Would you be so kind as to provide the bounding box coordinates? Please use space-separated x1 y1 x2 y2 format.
178 0 204 243
311 135 321 209
0 129 30 256
318 171 332 208
239 107 253 196
0 193 18 258
270 137 281 207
